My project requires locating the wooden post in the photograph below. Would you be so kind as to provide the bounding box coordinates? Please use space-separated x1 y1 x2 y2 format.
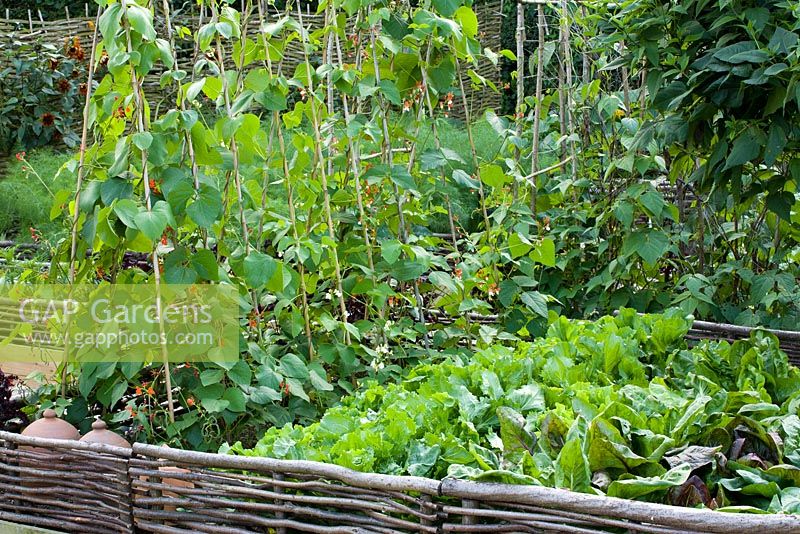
530 3 545 216
273 472 288 534
697 188 705 272
324 6 335 178
120 0 175 422
27 9 33 33
65 6 72 37
462 499 478 525
63 4 100 396
420 38 461 253
37 9 45 33
190 2 205 81
369 20 428 340
298 3 351 344
121 453 135 531
420 494 434 532
513 1 526 199
580 5 591 153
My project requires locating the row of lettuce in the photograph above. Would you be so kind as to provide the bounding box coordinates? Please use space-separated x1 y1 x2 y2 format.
225 310 800 513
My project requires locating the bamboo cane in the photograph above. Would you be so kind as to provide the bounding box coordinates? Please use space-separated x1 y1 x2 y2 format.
454 58 493 237
120 0 174 423
160 0 200 192
298 4 350 344
514 2 525 200
530 2 545 217
333 29 380 321
368 25 428 335
212 6 250 254
561 0 577 183
255 1 315 358
62 6 101 398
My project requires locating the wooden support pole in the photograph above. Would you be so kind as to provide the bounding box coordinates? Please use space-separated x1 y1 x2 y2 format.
65 6 72 37
560 0 577 183
298 3 351 344
462 499 478 525
513 1 525 199
324 6 335 178
273 472 288 534
580 5 591 153
556 6 567 160
120 0 175 422
639 65 647 118
420 494 434 532
617 40 631 114
530 2 545 216
64 6 101 398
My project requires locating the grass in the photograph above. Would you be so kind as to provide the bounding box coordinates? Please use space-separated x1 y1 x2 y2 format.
0 148 73 240
432 118 505 163
0 118 503 241
420 118 505 234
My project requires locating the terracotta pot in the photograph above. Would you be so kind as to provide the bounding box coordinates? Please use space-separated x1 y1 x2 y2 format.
137 446 194 514
159 465 195 497
21 409 80 441
79 419 132 524
19 408 80 487
79 419 131 449
142 466 195 513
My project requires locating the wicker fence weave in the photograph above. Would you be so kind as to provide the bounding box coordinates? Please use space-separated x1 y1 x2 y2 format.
1 430 800 533
0 435 134 533
686 319 800 366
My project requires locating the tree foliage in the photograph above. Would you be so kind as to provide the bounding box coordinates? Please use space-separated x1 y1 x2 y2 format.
605 0 800 206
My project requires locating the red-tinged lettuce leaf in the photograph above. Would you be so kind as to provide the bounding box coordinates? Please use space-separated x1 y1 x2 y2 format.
664 445 720 470
497 406 536 455
668 474 714 508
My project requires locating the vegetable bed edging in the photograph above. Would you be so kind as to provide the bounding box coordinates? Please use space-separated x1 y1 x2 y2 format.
0 431 798 534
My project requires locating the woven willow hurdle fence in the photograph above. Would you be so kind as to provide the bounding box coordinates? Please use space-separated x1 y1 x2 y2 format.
686 319 800 365
1 431 799 534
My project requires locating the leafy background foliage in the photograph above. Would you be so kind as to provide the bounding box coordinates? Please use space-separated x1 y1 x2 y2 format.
0 36 90 154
